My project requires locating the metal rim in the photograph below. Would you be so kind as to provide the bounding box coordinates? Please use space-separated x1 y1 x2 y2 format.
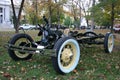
58 39 80 73
61 43 76 68
108 34 114 53
14 38 31 58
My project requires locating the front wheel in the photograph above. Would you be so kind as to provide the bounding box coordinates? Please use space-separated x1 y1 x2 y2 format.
104 32 114 53
8 33 33 61
52 37 80 74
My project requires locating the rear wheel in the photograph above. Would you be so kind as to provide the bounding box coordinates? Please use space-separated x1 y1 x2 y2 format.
8 33 33 61
104 32 114 53
52 37 80 74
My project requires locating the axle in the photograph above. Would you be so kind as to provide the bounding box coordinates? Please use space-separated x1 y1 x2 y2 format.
5 43 56 56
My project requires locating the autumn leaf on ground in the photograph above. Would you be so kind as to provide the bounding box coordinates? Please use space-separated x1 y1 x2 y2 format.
0 71 4 74
97 74 106 79
3 72 11 78
17 62 20 65
115 65 120 69
3 60 10 65
20 67 26 73
27 59 33 62
79 67 86 71
73 69 79 75
54 77 60 80
69 76 76 80
106 64 111 70
32 76 37 80
73 69 77 73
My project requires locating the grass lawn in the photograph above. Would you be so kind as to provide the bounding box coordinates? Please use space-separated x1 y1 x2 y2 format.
0 30 120 80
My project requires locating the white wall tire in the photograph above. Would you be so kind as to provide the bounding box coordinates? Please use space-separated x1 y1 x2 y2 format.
52 37 80 74
104 32 114 53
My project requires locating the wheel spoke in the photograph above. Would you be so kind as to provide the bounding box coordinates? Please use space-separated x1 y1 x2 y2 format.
60 44 75 67
108 36 113 49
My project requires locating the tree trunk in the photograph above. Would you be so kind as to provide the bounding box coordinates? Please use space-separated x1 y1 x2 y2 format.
79 7 81 28
91 0 95 30
48 0 52 27
10 0 25 33
55 0 61 26
11 0 17 32
111 2 115 33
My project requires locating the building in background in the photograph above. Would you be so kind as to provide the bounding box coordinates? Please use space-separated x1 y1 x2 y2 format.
0 0 20 28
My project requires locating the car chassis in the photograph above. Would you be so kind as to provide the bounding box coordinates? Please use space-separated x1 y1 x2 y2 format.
5 17 114 74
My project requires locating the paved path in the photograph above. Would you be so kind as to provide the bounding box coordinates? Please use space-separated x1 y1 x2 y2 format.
0 27 14 31
0 24 14 31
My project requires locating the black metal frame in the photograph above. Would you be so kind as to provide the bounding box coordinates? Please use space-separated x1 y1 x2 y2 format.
5 16 107 55
69 31 105 45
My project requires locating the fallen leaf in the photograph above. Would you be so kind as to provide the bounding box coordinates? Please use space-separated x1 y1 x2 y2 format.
97 74 106 79
73 69 77 73
7 66 12 71
10 77 14 80
27 59 33 62
32 76 37 80
93 54 97 58
21 67 26 73
17 62 20 65
106 64 111 70
115 65 119 69
40 77 45 80
73 69 79 75
3 61 10 65
3 72 11 78
0 71 4 74
12 65 16 68
54 77 58 80
69 76 77 80
79 60 83 63
80 67 85 71
33 65 37 69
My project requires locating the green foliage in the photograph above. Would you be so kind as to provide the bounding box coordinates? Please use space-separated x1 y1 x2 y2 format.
73 19 80 28
45 10 65 24
64 16 72 27
23 0 66 25
90 0 120 27
90 5 111 26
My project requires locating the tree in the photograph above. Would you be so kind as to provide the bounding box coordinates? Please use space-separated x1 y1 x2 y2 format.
64 16 72 27
99 0 117 32
24 0 65 25
80 0 93 27
54 0 66 25
91 0 96 30
44 0 66 25
65 0 95 28
64 0 81 28
91 0 120 31
11 0 25 33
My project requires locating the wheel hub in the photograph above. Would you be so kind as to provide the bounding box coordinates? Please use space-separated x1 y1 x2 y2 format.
61 48 73 63
108 36 113 49
19 42 27 54
15 39 30 58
